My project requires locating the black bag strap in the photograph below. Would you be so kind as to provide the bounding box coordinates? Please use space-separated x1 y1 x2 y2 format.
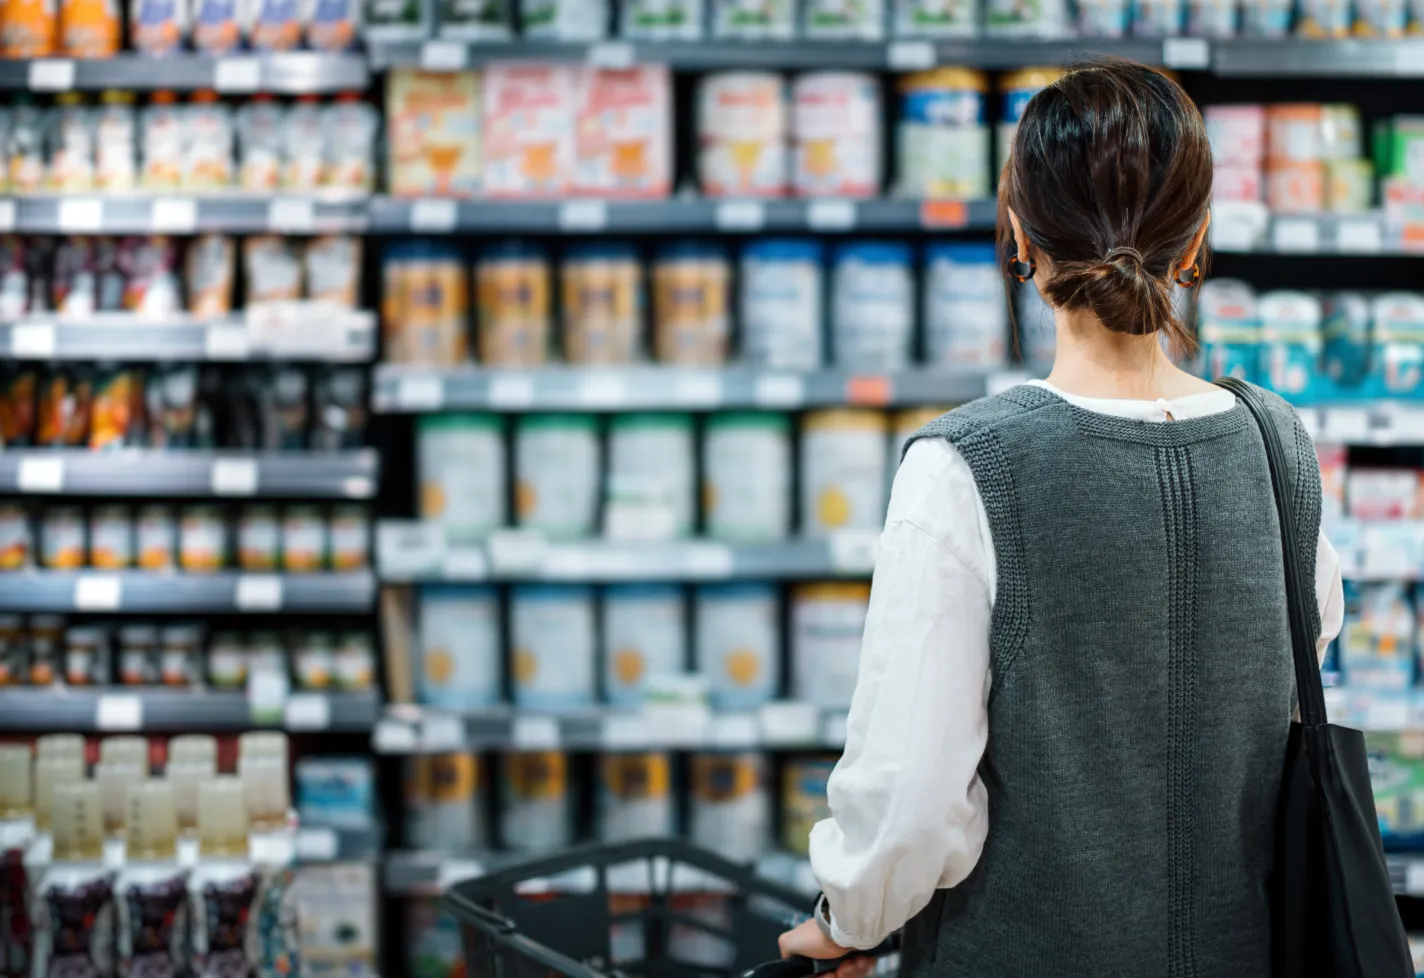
1215 378 1328 728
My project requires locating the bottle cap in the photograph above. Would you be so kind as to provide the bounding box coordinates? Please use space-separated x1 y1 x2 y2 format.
34 756 85 833
36 733 84 766
98 735 148 769
52 781 104 862
197 777 249 858
125 778 178 860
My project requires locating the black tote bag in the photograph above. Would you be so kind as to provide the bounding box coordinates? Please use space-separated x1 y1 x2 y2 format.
1218 378 1412 978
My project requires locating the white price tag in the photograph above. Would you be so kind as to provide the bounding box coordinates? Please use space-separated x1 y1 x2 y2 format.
236 575 284 611
886 40 935 70
58 199 103 232
753 374 805 408
12 322 56 359
0 200 15 232
17 456 64 493
268 198 314 232
559 200 608 232
829 530 879 573
441 548 489 580
673 372 722 407
373 719 419 753
28 59 75 91
1406 861 1424 896
682 543 733 579
396 374 445 411
579 374 627 407
421 714 466 751
420 40 468 71
486 529 549 574
1272 218 1320 253
806 199 857 231
710 712 759 749
512 715 561 749
295 827 339 861
1162 37 1210 68
823 711 849 747
715 200 766 232
602 713 651 750
150 197 197 233
205 324 250 360
74 575 121 611
759 702 819 746
644 703 711 746
285 693 330 730
1336 219 1382 254
376 521 446 577
587 41 635 68
410 198 459 232
211 457 259 495
96 694 143 731
488 373 535 409
214 57 262 92
249 831 296 866
437 860 483 890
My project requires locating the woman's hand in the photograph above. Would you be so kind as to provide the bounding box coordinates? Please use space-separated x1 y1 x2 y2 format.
777 919 874 978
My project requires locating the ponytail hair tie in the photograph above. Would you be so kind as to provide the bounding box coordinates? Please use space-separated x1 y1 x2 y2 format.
1104 246 1145 264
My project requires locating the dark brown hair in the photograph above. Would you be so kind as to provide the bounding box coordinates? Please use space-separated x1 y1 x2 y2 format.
1000 61 1212 354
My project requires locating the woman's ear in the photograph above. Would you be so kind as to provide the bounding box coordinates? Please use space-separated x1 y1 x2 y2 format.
1181 209 1212 270
1007 207 1031 261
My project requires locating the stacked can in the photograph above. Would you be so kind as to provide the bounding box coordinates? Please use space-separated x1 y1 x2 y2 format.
1205 104 1265 204
1320 104 1371 213
1265 104 1325 214
896 68 991 201
997 68 1064 175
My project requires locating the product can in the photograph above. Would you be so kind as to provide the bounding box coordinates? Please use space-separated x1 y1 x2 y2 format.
179 505 227 572
1320 103 1363 160
604 414 696 541
1241 0 1291 32
246 631 286 679
282 505 327 572
694 583 780 711
88 504 132 569
42 505 86 569
381 241 470 366
803 0 885 37
1187 0 1238 37
206 631 247 688
512 585 596 710
1266 104 1324 165
1077 0 1129 34
64 624 107 685
739 239 824 370
118 624 157 685
334 632 375 690
561 242 643 364
0 504 31 570
1133 0 1185 34
501 751 572 853
924 242 1007 368
622 0 704 39
160 622 202 686
1356 0 1407 33
897 68 990 200
135 505 176 570
997 68 1063 172
418 585 502 710
830 242 914 369
598 752 674 842
1259 290 1323 401
1298 0 1350 33
514 414 601 540
690 752 771 861
294 630 334 690
477 241 552 367
0 616 26 686
602 584 687 707
418 414 507 542
782 755 837 856
792 71 882 198
1204 105 1266 167
405 753 485 850
1266 162 1325 214
1327 159 1374 213
697 72 788 198
521 0 609 38
713 0 793 35
800 410 890 536
29 616 63 685
238 505 280 571
791 583 871 708
653 241 730 366
895 0 976 34
702 412 792 542
329 505 370 570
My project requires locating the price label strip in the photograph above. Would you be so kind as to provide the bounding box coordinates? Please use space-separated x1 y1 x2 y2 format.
16 456 64 493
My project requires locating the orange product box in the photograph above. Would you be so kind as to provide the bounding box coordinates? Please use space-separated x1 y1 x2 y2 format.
0 0 57 56
59 0 118 56
573 65 672 199
482 63 577 199
386 69 483 198
1266 162 1325 214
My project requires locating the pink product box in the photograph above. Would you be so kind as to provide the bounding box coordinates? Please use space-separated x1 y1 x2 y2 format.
1347 468 1423 520
1205 105 1266 168
1213 164 1263 202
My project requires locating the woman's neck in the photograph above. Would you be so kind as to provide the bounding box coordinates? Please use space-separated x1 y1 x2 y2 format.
1041 305 1213 401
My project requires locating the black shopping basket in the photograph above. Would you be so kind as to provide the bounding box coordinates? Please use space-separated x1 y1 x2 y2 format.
444 839 897 978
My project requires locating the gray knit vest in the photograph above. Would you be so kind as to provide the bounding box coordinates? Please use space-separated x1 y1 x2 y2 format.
899 383 1320 978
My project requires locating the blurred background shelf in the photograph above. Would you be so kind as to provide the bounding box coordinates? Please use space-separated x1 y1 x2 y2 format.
0 687 381 732
0 194 370 234
0 52 370 92
0 449 378 498
0 570 377 613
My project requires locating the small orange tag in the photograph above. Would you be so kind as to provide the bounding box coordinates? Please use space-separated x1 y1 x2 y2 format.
846 375 892 406
920 199 969 229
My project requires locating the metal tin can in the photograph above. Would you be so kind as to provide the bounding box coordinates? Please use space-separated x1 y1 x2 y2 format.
1355 0 1406 34
1266 103 1324 165
1132 0 1185 33
897 68 989 200
561 242 643 365
803 0 885 37
653 241 730 366
0 504 31 570
29 616 63 685
713 0 793 36
597 752 674 843
247 631 286 679
118 624 158 685
830 242 914 369
207 630 248 688
1205 105 1265 167
418 584 502 709
697 72 788 198
1320 103 1362 160
690 752 770 862
294 630 335 690
997 68 1064 172
238 504 280 571
282 505 328 572
602 584 687 707
1241 0 1291 32
405 753 486 850
418 414 507 542
501 751 573 853
42 506 87 569
1299 0 1350 33
739 238 824 370
1187 0 1239 36
89 504 133 569
0 615 25 686
604 414 696 540
179 505 227 572
160 622 202 686
782 755 837 856
1077 0 1129 34
1327 159 1374 213
135 505 176 570
334 632 375 690
65 624 109 685
329 505 370 570
694 583 780 710
702 412 792 542
924 242 1007 368
477 241 552 367
895 0 976 34
792 71 882 198
514 414 601 540
791 582 872 708
800 410 890 536
511 585 597 710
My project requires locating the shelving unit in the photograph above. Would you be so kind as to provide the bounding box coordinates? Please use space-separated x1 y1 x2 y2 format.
0 194 370 234
0 52 370 92
0 570 377 613
0 449 378 497
0 687 381 732
0 312 377 361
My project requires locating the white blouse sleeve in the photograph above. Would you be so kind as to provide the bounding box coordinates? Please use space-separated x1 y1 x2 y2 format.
808 439 995 950
1316 530 1344 663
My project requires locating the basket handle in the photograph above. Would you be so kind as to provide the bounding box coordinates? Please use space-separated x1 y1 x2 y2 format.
459 902 517 935
740 937 898 978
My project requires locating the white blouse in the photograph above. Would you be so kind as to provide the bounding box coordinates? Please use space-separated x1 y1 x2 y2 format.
808 380 1346 951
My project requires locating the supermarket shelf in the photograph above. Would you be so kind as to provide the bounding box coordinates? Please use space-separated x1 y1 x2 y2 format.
0 687 381 732
0 311 377 362
377 523 881 582
1211 209 1416 256
371 365 1010 413
0 194 369 234
1330 520 1424 583
0 53 369 93
0 449 378 498
0 570 377 613
372 702 848 755
367 195 997 234
1213 38 1424 77
1301 404 1424 446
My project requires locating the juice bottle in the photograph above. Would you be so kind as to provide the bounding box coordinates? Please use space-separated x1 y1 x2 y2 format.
58 0 118 55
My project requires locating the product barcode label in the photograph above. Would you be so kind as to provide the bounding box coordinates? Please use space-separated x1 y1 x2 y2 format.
74 575 122 611
235 575 284 611
673 373 722 407
204 324 250 360
421 714 465 751
373 719 419 753
151 197 197 233
682 543 734 579
602 714 650 750
486 529 548 574
96 694 143 731
0 200 15 232
806 199 857 231
578 374 627 407
247 671 290 724
376 521 446 577
440 548 489 580
709 713 759 749
211 457 259 495
487 374 535 409
759 702 819 745
753 374 805 408
16 456 64 493
396 374 445 411
214 57 262 92
58 199 103 232
829 530 879 573
28 59 75 91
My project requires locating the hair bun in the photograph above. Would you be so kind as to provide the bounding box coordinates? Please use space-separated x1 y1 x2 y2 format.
1103 246 1146 266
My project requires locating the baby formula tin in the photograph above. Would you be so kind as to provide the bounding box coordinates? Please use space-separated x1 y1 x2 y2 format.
1240 0 1290 32
135 506 175 570
511 585 596 710
702 412 792 542
897 68 990 200
179 505 226 571
574 65 672 199
1198 279 1261 384
598 752 674 842
1327 159 1373 213
690 752 770 862
997 68 1063 172
739 239 824 370
604 414 696 541
88 504 132 569
1258 290 1323 402
477 241 552 366
895 0 976 34
1370 293 1424 399
697 72 788 198
1356 0 1406 33
281 504 328 572
329 505 370 570
782 755 837 856
405 753 485 850
603 584 687 708
129 0 186 53
419 585 501 710
1320 103 1362 160
653 241 730 366
803 0 885 36
1204 105 1266 167
1 0 58 56
1298 0 1349 33
561 242 643 365
792 71 882 198
791 583 871 708
520 0 608 38
417 414 507 542
1132 0 1185 34
713 0 793 36
830 242 913 369
1077 0 1129 34
1187 0 1238 35
800 409 890 536
694 583 779 711
238 505 279 572
382 241 469 366
305 0 358 48
515 414 601 540
502 751 573 852
924 242 1007 368
1266 162 1325 214
293 631 334 690
247 0 301 49
1322 292 1370 389
622 0 704 38
1266 103 1323 165
986 0 1068 34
